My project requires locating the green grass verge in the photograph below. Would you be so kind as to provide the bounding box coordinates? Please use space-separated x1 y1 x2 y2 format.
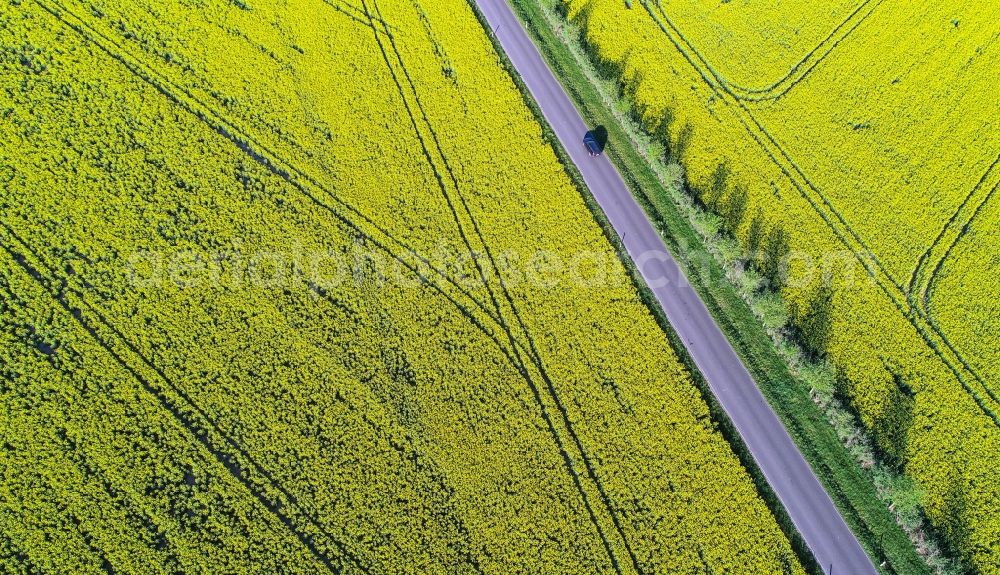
481 1 932 573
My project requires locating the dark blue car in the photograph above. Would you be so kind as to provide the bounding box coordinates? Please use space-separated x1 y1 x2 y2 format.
583 131 601 157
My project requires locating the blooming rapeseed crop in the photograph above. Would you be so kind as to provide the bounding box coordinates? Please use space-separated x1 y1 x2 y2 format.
0 0 804 572
564 0 1000 569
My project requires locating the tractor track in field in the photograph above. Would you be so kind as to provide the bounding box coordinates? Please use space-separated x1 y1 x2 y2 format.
44 423 181 571
0 310 131 574
639 0 900 292
34 0 504 331
647 0 885 103
359 0 644 571
320 0 400 32
922 182 1000 313
34 0 530 354
26 1 644 572
15 4 507 570
34 0 536 395
1 211 495 575
909 153 1000 318
0 203 486 575
0 223 363 575
918 177 1000 397
907 153 1000 394
637 0 1000 425
33 432 136 575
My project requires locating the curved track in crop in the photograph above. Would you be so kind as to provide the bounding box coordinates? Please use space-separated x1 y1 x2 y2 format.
909 153 1000 319
636 0 1000 425
648 0 885 103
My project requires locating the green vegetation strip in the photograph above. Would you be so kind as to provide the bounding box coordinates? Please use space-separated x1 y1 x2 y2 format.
487 1 931 573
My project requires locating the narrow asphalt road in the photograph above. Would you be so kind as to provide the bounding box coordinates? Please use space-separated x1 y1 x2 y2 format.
475 1 879 573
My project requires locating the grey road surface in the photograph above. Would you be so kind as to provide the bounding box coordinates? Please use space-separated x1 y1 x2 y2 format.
474 0 879 573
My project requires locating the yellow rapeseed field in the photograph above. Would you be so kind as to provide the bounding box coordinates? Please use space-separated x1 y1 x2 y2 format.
563 0 1000 570
0 0 804 572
